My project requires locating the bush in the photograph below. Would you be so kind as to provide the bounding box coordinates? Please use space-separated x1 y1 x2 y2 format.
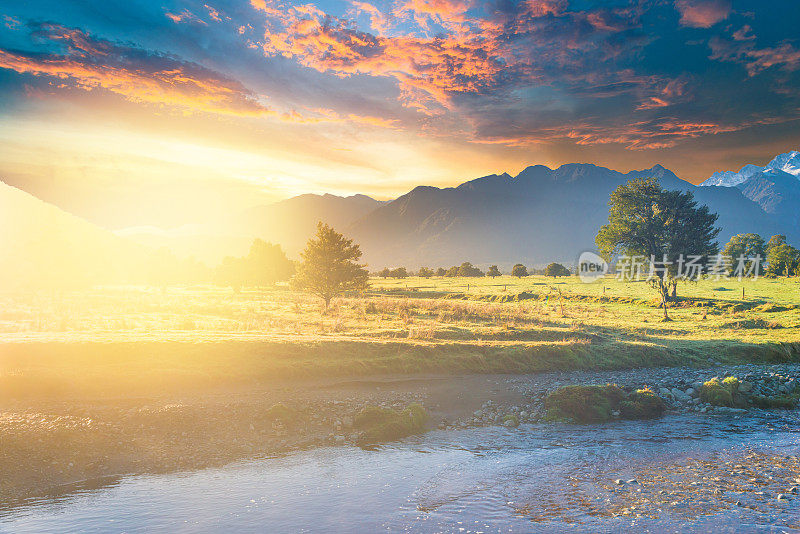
619 388 666 419
699 377 740 407
354 403 429 446
545 384 625 423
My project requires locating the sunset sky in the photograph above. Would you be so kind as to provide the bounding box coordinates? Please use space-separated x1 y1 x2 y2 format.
1 0 799 229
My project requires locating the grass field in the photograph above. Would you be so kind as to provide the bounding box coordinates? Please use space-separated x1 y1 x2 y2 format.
1 275 799 397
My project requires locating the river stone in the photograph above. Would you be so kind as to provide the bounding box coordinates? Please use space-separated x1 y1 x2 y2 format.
777 494 789 500
739 381 753 393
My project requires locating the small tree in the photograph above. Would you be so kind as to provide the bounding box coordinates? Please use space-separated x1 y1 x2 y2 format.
418 267 434 278
292 222 369 308
378 267 391 278
457 262 484 277
435 267 447 277
486 265 501 278
544 262 570 277
511 264 528 278
766 243 799 277
445 266 459 277
390 267 409 278
596 178 719 321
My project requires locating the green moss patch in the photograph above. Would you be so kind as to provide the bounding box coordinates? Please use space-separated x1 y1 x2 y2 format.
619 388 667 420
544 384 626 423
700 377 741 407
354 403 429 447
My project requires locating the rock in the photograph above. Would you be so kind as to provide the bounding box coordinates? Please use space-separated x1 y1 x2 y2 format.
777 494 789 500
685 388 695 397
615 479 625 485
626 479 638 485
611 410 620 417
738 381 753 393
790 487 798 494
659 387 672 397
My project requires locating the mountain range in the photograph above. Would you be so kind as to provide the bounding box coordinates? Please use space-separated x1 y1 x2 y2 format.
2 151 799 285
698 150 800 230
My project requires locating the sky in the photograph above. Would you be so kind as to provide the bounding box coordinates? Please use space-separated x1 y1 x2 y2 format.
1 0 800 229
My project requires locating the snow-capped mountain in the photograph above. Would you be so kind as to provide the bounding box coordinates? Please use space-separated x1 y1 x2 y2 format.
767 150 800 177
701 163 762 187
699 150 800 229
700 150 800 187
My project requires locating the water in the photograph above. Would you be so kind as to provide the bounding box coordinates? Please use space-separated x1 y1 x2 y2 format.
2 412 800 533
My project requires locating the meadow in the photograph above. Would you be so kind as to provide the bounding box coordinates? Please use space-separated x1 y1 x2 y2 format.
1 274 799 398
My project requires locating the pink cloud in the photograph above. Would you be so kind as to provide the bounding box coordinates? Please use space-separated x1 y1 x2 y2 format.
675 0 730 28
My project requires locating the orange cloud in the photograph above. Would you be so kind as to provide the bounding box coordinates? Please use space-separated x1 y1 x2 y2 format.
0 25 270 117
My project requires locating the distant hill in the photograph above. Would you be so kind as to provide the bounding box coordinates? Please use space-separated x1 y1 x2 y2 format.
230 193 384 256
0 180 146 289
348 163 790 269
6 151 800 279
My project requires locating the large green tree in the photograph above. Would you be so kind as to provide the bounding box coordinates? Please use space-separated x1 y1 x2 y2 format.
291 222 369 308
486 265 501 278
596 178 720 320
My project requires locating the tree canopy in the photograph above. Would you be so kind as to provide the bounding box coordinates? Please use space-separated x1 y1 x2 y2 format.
486 265 501 278
544 262 571 277
511 264 528 278
291 222 369 308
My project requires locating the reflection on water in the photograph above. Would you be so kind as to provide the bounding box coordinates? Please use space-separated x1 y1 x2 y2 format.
2 411 799 533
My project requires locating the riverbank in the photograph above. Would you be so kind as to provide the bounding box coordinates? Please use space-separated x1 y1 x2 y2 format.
3 362 800 505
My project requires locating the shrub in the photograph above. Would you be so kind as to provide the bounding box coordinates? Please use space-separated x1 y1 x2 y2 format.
619 388 666 419
355 403 429 446
545 384 625 423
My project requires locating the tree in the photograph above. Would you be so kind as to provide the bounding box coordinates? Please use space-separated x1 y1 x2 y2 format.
378 267 391 278
544 262 570 277
596 178 720 321
457 262 484 277
766 234 787 254
291 222 369 308
418 267 434 278
435 267 447 277
722 233 765 275
445 266 459 277
486 265 501 278
216 239 293 290
390 267 409 278
766 243 800 277
511 264 528 278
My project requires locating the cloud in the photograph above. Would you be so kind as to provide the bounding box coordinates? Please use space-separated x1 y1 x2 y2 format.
0 23 270 116
710 35 800 76
674 0 730 28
